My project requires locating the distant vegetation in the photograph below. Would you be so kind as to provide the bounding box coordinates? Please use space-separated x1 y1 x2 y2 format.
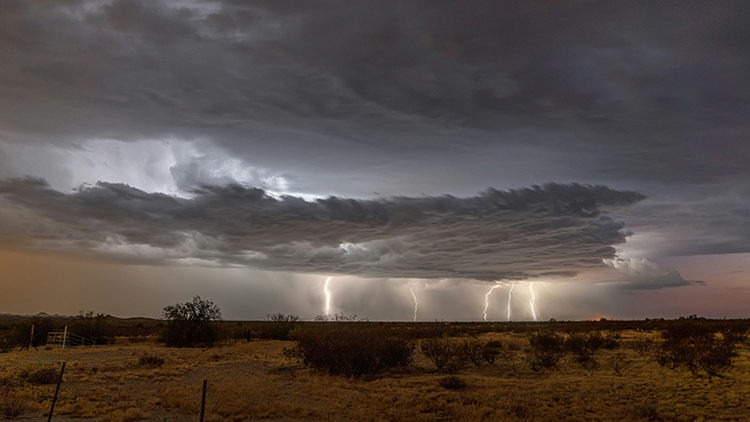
0 312 749 420
69 311 116 345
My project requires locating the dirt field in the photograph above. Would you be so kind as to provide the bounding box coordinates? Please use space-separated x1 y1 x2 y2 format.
1 330 749 422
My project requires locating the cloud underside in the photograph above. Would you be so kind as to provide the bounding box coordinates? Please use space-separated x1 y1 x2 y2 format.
0 0 748 189
0 179 648 282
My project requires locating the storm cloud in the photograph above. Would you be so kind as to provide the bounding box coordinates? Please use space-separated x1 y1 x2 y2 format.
0 179 644 281
1 0 748 319
1 0 749 194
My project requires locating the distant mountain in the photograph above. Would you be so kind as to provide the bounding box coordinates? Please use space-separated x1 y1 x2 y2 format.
0 312 70 318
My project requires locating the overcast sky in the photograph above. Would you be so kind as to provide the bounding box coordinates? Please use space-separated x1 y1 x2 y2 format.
1 0 748 321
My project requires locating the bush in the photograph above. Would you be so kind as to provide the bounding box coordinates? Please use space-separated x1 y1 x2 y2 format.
161 296 223 348
631 337 653 356
654 320 740 376
21 367 59 385
566 332 604 368
0 387 32 419
420 336 468 373
527 330 566 370
70 311 116 345
609 352 629 375
603 331 621 349
286 326 414 377
9 317 56 349
481 340 503 365
438 375 467 390
137 354 165 368
247 314 300 341
463 337 484 366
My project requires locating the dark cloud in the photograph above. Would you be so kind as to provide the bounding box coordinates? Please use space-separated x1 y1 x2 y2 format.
0 0 747 318
615 184 750 258
0 0 748 193
0 179 644 281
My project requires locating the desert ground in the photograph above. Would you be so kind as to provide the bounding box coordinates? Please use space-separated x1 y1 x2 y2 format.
2 323 750 422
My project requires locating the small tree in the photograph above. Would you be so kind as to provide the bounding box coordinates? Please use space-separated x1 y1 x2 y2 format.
10 317 56 350
70 311 115 345
161 296 223 348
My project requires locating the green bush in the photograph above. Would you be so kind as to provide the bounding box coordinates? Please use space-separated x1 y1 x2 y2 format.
161 296 224 348
286 326 414 377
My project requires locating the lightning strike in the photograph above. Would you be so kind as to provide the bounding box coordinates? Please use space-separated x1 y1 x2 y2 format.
529 282 537 322
507 283 515 322
410 288 418 322
483 285 500 322
323 276 331 316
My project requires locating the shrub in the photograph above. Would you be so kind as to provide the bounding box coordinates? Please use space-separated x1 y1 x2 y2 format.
609 352 629 375
0 387 32 419
527 330 566 370
286 326 414 377
9 317 56 349
247 313 300 341
566 332 603 369
137 354 165 368
654 320 740 376
631 403 660 422
69 311 116 345
438 375 467 390
420 336 468 373
602 331 621 349
161 296 223 348
481 340 502 365
21 367 59 385
463 337 484 366
631 337 653 356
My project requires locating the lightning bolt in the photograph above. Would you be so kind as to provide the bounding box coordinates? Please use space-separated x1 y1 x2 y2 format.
410 288 418 322
483 285 500 322
323 276 331 316
529 282 537 322
507 283 515 322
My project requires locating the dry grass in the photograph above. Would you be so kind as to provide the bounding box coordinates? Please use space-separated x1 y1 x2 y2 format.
0 330 748 421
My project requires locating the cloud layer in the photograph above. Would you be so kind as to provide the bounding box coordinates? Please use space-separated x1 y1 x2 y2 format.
1 0 748 194
0 179 644 281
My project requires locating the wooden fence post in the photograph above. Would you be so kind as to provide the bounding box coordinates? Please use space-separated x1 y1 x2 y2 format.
47 362 66 422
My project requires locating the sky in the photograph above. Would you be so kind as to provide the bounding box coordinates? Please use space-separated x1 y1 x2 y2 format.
0 0 748 321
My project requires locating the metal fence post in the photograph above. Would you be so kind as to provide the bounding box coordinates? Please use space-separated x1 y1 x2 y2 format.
47 362 66 422
200 379 207 422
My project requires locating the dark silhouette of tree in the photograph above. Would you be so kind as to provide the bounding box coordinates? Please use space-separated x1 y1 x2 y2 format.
70 311 115 345
10 317 57 350
161 296 223 348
